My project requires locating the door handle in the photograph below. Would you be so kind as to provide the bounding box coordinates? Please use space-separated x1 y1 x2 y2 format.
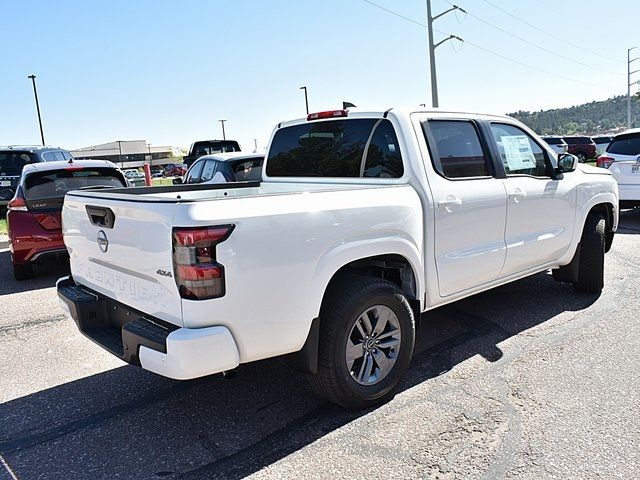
508 188 526 202
437 195 463 212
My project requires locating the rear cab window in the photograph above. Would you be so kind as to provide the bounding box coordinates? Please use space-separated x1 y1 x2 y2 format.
265 118 404 178
24 168 127 200
607 134 640 155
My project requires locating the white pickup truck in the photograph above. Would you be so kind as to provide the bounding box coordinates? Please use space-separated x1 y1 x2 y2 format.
57 108 618 409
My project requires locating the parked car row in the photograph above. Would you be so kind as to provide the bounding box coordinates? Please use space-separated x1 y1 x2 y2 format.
541 135 600 161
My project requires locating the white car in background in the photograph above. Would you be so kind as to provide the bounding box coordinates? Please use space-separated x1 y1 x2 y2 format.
601 129 640 208
596 129 640 168
541 136 568 154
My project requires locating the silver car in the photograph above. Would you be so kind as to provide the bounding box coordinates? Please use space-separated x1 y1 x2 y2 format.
541 136 569 155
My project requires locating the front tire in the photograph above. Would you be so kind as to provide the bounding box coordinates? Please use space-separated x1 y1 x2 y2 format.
307 276 415 409
575 213 605 293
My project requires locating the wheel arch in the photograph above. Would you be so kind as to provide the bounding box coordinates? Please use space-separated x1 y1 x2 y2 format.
286 245 423 375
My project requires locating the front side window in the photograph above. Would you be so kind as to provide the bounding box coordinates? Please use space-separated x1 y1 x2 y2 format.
185 160 205 184
607 134 640 155
491 123 549 177
200 160 217 182
426 120 491 178
266 119 403 178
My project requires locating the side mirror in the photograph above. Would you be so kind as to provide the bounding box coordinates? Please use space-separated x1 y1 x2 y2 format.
557 153 578 173
172 177 183 185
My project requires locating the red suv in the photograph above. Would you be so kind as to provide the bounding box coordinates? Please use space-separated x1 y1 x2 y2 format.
7 160 127 280
562 136 597 162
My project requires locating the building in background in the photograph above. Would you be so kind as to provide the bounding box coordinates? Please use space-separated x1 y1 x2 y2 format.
70 140 177 169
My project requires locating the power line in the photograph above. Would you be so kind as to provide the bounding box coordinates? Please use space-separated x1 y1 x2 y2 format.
476 0 624 64
442 0 620 75
358 0 610 90
361 0 426 28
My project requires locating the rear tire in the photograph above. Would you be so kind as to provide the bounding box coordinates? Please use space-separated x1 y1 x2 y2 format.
13 262 34 281
574 213 605 293
307 276 415 410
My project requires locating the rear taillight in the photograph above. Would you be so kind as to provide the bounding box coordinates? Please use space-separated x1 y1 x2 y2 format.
7 196 27 212
172 225 234 300
596 156 614 168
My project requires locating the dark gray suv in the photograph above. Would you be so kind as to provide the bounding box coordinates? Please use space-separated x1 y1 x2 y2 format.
0 146 74 206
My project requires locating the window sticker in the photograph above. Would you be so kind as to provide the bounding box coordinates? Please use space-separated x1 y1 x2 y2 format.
501 135 536 171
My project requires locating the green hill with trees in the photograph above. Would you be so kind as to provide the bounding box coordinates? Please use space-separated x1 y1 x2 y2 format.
508 94 640 136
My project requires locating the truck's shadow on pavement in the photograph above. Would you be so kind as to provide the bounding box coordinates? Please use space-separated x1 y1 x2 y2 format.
0 269 600 479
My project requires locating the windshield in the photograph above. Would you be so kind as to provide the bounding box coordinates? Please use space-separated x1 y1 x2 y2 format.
0 151 37 176
607 135 640 156
25 168 126 200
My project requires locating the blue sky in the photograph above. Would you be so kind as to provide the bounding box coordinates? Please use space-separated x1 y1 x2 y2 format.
1 0 638 151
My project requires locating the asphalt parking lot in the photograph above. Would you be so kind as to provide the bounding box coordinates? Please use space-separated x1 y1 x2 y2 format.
1 211 639 480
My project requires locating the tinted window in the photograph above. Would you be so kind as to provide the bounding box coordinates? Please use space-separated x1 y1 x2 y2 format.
200 160 217 182
363 120 404 178
62 151 73 161
592 137 612 145
607 134 640 155
24 168 126 200
491 124 549 177
266 119 403 178
192 141 241 156
233 158 263 182
42 151 56 161
185 160 205 184
426 120 491 178
543 137 563 145
0 152 37 175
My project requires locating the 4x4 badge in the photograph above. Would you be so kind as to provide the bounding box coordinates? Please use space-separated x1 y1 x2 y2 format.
156 269 173 278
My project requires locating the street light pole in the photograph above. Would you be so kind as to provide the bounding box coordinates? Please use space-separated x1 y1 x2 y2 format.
628 47 639 128
218 119 227 140
426 1 465 108
299 86 309 114
27 75 45 145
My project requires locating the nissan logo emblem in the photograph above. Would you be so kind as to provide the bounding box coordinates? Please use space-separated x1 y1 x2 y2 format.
97 230 109 253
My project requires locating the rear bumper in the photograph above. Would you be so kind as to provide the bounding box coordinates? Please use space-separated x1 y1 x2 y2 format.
618 183 640 202
56 276 240 380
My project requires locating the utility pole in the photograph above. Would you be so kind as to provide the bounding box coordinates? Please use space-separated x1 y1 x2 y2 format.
118 140 123 168
218 119 227 140
27 75 45 145
426 1 465 108
299 86 309 114
628 47 639 128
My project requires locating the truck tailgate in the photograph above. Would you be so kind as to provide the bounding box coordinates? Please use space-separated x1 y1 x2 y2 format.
62 193 182 327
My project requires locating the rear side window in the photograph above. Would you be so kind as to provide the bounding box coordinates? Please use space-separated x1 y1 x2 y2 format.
0 152 37 175
426 120 491 178
491 123 549 177
24 168 126 200
607 135 640 155
233 158 263 182
266 119 403 178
